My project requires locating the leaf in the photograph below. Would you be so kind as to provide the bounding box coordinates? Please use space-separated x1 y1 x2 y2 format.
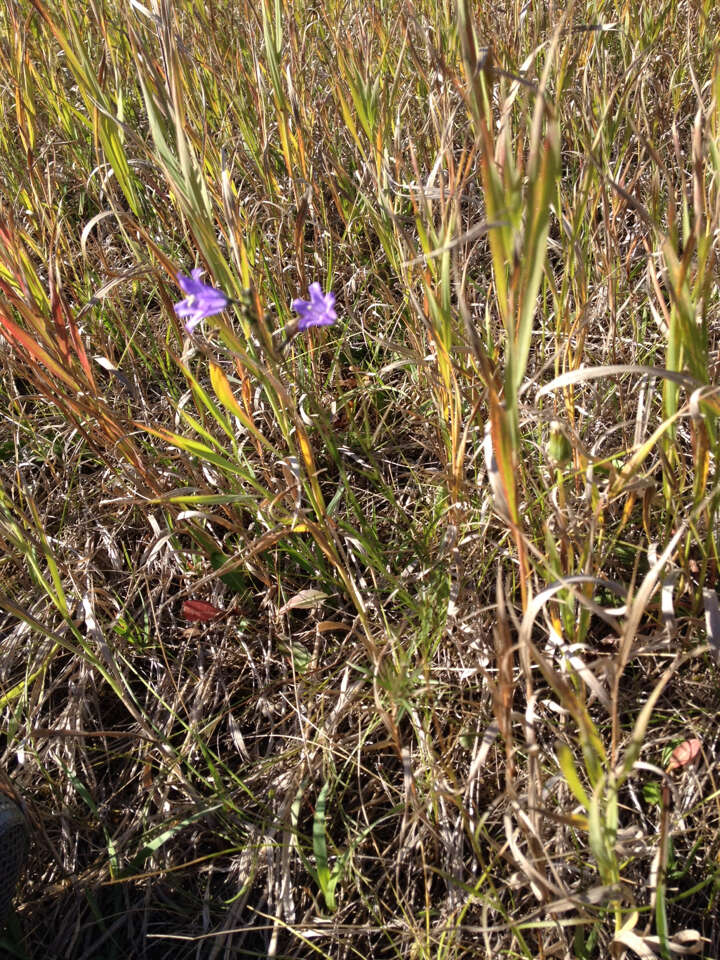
281 641 311 674
181 599 222 622
0 305 79 390
316 621 352 634
210 552 248 594
313 781 339 912
703 588 720 663
537 363 701 399
139 424 239 474
556 741 590 811
278 589 328 615
484 411 517 522
124 805 222 876
208 361 276 453
613 927 705 958
612 927 658 959
642 782 663 807
49 256 96 391
667 738 702 772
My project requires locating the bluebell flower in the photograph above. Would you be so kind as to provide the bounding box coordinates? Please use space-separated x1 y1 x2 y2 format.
174 269 230 333
291 282 337 330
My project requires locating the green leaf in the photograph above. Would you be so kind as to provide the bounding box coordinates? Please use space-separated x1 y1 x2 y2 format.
642 782 662 807
124 805 222 876
210 551 248 594
557 741 590 811
313 781 337 913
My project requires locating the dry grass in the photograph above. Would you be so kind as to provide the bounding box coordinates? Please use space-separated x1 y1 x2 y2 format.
1 0 720 957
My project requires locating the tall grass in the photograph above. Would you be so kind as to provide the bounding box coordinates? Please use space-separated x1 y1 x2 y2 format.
1 0 720 957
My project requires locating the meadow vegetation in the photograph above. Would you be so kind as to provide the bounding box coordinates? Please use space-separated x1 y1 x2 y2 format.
1 0 720 956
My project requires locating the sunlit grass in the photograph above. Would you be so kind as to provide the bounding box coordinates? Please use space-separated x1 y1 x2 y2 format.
1 0 720 957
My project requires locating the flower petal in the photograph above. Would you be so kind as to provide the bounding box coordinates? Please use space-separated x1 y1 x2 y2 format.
291 283 337 332
173 270 231 333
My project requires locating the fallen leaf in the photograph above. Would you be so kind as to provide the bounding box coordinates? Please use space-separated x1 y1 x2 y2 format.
316 620 351 634
277 589 328 616
181 599 222 622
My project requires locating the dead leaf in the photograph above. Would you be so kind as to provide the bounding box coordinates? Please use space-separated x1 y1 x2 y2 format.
316 621 351 634
277 589 328 616
181 599 222 622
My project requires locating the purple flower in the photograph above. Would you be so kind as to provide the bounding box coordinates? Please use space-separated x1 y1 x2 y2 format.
174 269 230 334
291 282 337 331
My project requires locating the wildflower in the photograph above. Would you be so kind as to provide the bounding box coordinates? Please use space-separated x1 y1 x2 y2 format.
174 269 230 334
291 282 337 330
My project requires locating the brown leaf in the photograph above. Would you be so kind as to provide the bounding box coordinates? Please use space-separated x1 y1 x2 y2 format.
667 738 702 772
181 599 222 622
316 621 351 634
